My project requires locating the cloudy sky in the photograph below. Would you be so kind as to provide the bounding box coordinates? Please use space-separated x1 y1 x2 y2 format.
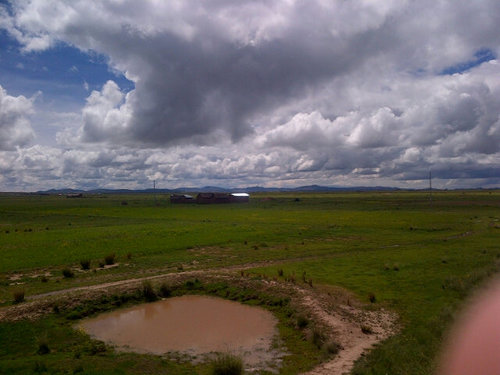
1 0 499 191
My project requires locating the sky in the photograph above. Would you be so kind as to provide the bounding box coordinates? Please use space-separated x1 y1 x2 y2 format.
0 0 499 192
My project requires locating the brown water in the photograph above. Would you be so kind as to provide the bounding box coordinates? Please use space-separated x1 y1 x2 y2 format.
78 295 282 369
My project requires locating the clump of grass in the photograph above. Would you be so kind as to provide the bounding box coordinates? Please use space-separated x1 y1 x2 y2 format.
37 338 50 355
13 289 25 303
104 253 115 265
80 259 91 270
33 361 47 373
41 276 48 283
277 269 284 277
98 261 104 268
324 340 342 355
368 292 376 303
159 282 171 298
296 314 309 329
121 200 128 206
126 252 132 260
361 324 373 334
210 353 244 375
62 268 74 278
393 263 400 271
309 327 325 349
142 280 157 301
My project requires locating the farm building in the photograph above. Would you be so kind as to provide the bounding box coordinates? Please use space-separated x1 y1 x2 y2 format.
170 194 195 204
170 192 249 204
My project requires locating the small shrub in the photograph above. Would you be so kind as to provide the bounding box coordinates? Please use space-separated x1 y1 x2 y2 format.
177 264 184 271
33 361 47 373
159 282 171 298
73 364 84 374
62 268 75 278
277 269 284 277
211 353 244 375
308 278 313 288
302 271 307 283
37 340 50 355
296 315 309 329
142 280 157 301
361 325 373 334
121 200 128 206
368 293 376 303
393 263 400 271
104 253 115 265
324 340 342 355
309 327 325 349
13 289 25 303
5 230 9 234
88 341 106 355
41 276 48 283
126 252 132 260
80 259 91 270
98 261 104 268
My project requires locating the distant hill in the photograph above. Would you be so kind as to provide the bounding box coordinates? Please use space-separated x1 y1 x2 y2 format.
34 185 402 195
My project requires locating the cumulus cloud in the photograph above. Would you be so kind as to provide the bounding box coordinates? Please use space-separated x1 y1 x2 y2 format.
0 85 35 150
6 0 498 146
1 0 500 190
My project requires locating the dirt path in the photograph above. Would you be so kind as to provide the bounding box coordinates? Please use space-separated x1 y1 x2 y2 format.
0 269 398 375
297 289 397 375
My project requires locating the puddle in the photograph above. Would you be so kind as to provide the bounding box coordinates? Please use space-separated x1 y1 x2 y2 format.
78 295 283 370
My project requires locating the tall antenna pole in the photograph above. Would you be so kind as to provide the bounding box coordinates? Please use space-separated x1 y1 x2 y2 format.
154 180 157 206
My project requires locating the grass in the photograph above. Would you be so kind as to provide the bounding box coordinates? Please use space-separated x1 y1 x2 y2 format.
211 353 244 375
0 190 499 374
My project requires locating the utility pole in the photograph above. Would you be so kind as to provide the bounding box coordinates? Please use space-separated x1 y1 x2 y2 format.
153 180 157 206
429 170 432 203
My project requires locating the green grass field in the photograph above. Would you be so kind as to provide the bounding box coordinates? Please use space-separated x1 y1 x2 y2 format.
0 190 499 374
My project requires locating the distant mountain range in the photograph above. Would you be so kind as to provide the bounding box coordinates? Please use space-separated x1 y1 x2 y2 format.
34 185 403 195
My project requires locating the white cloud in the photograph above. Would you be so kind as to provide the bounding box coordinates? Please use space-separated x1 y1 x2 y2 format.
0 85 35 150
0 0 500 190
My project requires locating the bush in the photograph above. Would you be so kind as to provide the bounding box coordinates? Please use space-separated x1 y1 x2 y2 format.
33 361 47 373
324 340 342 355
361 324 373 334
309 327 325 349
104 253 115 265
296 315 309 329
37 341 50 355
211 353 244 375
13 289 25 303
159 282 172 298
142 280 157 301
62 268 74 278
80 259 91 270
368 292 376 303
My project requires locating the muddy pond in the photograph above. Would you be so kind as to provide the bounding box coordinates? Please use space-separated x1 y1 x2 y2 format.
78 295 283 369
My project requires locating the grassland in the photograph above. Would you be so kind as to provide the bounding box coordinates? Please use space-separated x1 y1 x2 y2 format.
0 190 499 374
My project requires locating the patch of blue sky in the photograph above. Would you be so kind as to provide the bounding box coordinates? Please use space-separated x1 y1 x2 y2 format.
440 48 496 75
0 29 134 109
